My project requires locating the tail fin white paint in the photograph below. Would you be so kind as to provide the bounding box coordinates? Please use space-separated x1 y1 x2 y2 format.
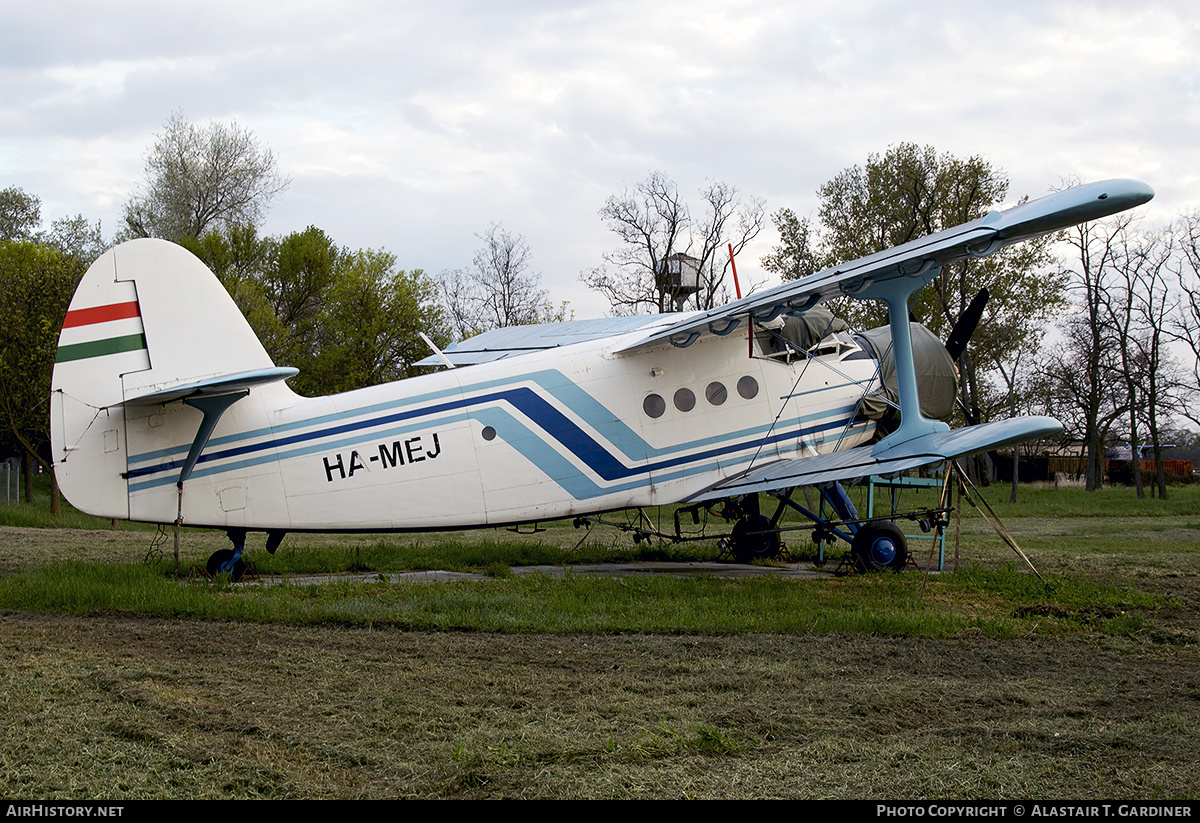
50 239 288 518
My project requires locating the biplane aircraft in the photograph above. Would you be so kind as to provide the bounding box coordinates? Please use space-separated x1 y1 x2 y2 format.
50 179 1154 578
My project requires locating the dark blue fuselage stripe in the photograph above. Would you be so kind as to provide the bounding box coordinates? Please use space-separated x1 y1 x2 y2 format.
128 387 620 480
127 384 859 487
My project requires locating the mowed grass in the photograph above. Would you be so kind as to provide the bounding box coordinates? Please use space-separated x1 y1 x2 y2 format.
0 558 1169 639
1 478 1199 798
0 480 1195 637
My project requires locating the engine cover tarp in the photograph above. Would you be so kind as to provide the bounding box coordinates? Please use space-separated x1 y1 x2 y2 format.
858 322 958 423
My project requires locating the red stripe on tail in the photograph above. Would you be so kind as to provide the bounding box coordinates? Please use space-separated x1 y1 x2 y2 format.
62 301 141 328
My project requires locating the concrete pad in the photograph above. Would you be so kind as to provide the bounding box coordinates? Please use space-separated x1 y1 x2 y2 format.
239 561 838 586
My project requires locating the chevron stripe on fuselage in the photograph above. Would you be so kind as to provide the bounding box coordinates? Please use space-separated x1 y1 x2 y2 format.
122 330 877 530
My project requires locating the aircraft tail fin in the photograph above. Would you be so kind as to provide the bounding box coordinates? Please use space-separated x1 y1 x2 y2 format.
50 238 289 517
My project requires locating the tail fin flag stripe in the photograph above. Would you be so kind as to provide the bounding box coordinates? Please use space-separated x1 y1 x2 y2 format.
62 300 142 328
55 333 149 363
55 298 148 364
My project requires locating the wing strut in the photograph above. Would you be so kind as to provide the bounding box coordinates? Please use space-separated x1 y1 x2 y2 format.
855 268 950 457
178 392 248 486
168 390 249 574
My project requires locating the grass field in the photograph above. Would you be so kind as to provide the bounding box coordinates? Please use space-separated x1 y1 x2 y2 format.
1 479 1198 799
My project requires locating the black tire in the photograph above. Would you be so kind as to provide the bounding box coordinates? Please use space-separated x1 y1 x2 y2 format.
730 514 780 564
850 521 908 572
206 549 247 581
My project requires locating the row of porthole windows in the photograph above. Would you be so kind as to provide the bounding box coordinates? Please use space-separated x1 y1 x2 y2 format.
643 375 759 419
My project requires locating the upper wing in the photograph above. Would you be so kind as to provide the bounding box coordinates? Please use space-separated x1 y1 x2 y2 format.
420 180 1151 368
617 179 1154 354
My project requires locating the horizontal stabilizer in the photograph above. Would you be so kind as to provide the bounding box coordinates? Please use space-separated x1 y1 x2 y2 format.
688 416 1063 500
122 367 300 406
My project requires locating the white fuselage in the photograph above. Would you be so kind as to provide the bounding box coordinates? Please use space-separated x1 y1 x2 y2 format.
108 326 877 531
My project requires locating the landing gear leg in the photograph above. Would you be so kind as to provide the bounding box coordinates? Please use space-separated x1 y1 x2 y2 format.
728 494 781 564
207 528 248 581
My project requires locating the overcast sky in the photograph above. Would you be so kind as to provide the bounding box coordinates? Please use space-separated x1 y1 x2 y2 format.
3 0 1196 310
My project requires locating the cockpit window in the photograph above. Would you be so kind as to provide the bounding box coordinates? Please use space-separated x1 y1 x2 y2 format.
812 331 872 360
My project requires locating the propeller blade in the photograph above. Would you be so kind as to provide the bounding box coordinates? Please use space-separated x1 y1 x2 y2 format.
945 288 988 361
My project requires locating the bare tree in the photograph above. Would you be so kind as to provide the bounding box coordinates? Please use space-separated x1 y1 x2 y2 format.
581 172 764 314
1104 224 1177 497
121 111 290 242
691 180 766 309
1041 208 1145 491
992 346 1038 502
440 224 560 340
1107 266 1150 500
1167 210 1200 451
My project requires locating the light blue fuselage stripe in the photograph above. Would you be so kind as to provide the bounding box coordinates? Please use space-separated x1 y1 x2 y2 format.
130 370 672 465
126 368 864 498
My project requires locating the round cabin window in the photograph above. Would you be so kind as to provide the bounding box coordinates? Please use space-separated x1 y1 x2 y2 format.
673 387 696 412
737 375 759 400
643 394 666 418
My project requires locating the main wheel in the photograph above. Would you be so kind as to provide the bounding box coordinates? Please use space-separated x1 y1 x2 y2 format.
730 514 781 564
206 549 247 582
850 522 908 572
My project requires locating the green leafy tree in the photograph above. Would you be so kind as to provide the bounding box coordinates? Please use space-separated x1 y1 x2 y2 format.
0 185 108 262
759 208 821 281
179 224 288 360
310 251 447 394
0 242 85 507
763 143 1062 428
260 226 342 373
0 187 42 241
183 227 446 397
42 214 107 262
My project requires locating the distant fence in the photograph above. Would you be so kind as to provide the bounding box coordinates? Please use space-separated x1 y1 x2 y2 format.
992 454 1055 483
3 457 19 504
1105 458 1195 486
991 454 1194 485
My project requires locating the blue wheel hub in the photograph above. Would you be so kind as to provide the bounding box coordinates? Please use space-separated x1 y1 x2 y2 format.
869 536 898 567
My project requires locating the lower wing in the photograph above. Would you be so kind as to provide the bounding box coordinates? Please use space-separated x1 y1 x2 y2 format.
686 417 1062 501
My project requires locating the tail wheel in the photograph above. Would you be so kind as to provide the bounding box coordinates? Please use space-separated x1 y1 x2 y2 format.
851 522 908 572
206 549 247 582
730 514 781 564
